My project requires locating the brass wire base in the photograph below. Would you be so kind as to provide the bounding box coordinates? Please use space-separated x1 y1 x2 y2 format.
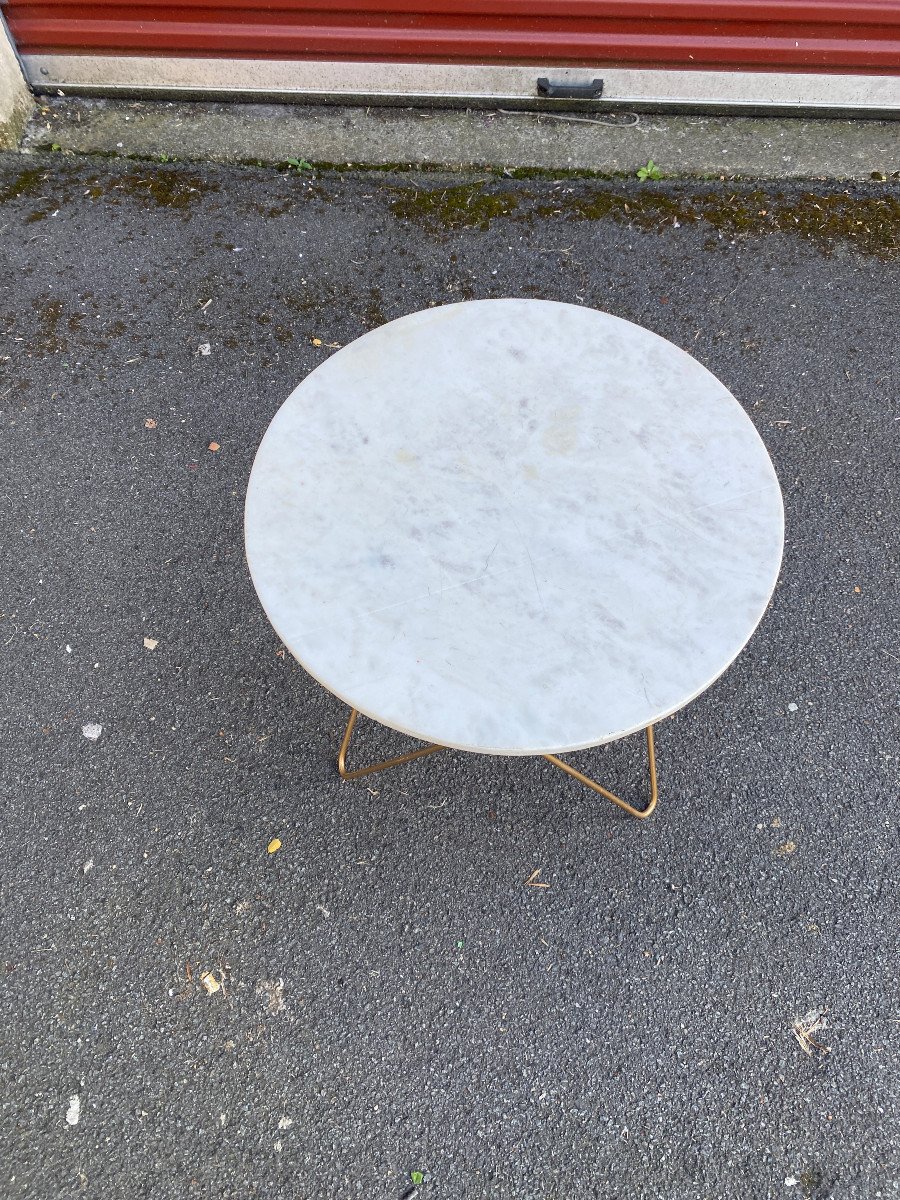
337 708 445 780
337 708 659 820
542 725 658 821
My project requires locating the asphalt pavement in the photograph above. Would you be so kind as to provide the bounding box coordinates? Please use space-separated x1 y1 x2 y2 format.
0 152 898 1200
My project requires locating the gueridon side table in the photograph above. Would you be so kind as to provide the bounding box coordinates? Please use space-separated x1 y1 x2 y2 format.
245 299 783 820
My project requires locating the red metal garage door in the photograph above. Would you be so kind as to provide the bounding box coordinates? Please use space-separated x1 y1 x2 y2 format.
6 0 900 69
4 0 900 112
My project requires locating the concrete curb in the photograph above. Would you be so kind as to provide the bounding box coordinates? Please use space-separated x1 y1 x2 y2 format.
22 96 900 181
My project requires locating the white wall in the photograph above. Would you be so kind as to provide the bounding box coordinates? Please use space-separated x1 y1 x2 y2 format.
0 15 33 149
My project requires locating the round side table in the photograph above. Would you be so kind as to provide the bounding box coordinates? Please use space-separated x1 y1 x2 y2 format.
245 299 783 819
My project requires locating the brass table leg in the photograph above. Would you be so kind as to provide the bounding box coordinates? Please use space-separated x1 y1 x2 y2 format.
542 725 658 820
336 708 658 820
337 708 445 780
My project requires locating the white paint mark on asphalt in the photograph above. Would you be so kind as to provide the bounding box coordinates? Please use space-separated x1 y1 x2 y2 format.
256 978 286 1014
65 1094 81 1125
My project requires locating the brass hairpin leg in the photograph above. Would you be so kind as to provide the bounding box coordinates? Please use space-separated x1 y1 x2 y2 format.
337 708 445 781
338 709 658 819
542 725 658 820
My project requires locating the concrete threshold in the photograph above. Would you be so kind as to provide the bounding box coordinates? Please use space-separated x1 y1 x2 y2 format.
20 96 900 180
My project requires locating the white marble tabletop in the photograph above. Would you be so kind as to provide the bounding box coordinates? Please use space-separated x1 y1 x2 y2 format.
245 299 784 756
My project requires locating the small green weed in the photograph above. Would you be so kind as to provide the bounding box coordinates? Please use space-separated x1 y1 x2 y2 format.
637 160 663 181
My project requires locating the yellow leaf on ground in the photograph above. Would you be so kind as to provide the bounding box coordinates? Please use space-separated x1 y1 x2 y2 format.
267 838 282 854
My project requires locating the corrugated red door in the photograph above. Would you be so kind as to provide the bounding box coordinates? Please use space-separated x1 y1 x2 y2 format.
5 0 900 72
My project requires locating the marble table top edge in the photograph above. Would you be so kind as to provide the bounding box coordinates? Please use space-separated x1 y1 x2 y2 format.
249 560 783 759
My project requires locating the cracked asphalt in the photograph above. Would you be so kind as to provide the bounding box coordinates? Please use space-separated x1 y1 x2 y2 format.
0 152 898 1200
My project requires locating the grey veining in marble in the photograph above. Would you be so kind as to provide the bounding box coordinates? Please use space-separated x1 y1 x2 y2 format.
245 299 784 755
